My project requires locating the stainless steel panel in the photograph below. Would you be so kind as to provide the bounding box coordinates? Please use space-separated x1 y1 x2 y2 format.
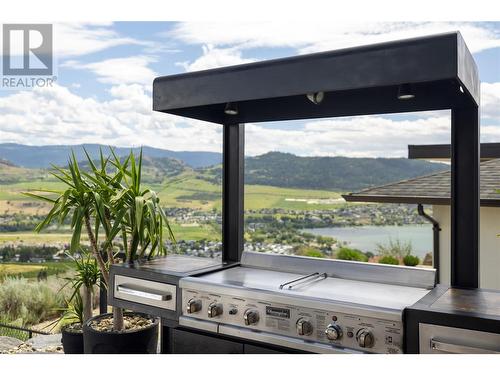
241 251 436 289
114 275 176 310
419 323 500 354
219 324 363 354
179 316 218 333
181 266 430 316
181 288 404 353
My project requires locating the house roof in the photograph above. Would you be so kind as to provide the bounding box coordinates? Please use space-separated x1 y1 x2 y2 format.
342 159 500 207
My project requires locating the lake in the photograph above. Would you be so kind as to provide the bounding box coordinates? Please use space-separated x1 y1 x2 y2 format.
303 224 432 257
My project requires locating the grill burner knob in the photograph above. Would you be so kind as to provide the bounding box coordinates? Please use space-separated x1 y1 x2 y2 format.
207 302 223 318
356 329 374 348
186 298 202 314
296 318 313 336
243 309 260 326
325 324 343 341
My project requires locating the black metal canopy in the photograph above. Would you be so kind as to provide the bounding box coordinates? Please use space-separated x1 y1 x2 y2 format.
154 32 479 123
153 32 481 289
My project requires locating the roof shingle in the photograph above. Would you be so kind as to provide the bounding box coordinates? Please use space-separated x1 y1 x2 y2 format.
343 159 500 207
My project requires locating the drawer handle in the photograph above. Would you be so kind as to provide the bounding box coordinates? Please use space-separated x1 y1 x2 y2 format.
431 338 500 354
117 283 172 301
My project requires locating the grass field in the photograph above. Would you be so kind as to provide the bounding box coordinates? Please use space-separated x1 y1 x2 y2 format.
0 170 346 244
0 261 72 279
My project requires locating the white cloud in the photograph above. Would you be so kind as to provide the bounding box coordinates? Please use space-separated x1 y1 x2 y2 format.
54 23 151 58
482 82 500 120
176 45 256 72
0 84 222 153
245 115 452 157
170 21 500 54
62 56 158 86
0 23 151 59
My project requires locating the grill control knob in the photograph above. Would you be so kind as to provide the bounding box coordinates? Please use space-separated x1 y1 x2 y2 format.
186 298 202 314
296 318 313 336
325 324 343 341
243 309 260 326
207 302 223 318
356 329 374 348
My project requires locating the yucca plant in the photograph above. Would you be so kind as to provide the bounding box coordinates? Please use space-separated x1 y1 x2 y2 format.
25 147 175 331
63 251 101 323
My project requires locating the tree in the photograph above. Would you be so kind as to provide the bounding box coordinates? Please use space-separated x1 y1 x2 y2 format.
26 147 175 330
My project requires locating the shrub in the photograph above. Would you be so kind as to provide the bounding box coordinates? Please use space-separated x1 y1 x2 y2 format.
336 247 368 262
376 239 413 259
403 255 420 267
302 249 325 258
378 255 399 265
0 277 64 325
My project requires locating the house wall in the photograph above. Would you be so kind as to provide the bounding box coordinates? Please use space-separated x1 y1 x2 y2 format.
433 205 500 289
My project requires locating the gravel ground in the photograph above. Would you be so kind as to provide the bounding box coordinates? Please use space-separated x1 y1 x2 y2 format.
0 334 63 354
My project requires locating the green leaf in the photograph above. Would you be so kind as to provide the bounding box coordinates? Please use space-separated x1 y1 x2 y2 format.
71 207 85 252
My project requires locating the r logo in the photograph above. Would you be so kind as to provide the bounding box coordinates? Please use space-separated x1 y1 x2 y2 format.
2 24 53 76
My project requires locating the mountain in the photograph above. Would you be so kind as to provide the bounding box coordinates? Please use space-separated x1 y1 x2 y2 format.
243 152 448 191
0 143 221 169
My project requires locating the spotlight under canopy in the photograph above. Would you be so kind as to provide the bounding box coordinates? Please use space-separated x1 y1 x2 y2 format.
397 83 415 100
306 92 324 105
224 102 238 115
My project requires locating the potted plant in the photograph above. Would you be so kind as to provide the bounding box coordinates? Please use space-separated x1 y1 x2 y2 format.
27 148 174 353
60 251 101 354
60 291 85 354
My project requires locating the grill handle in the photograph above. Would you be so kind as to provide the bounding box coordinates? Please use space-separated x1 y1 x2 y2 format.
117 283 172 301
431 338 500 354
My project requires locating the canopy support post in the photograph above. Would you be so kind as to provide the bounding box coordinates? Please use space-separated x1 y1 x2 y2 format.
451 105 480 288
222 123 245 263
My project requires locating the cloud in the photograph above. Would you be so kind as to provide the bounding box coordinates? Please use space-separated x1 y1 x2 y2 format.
62 56 158 86
245 114 452 157
170 21 500 54
54 23 151 58
482 82 500 120
0 84 222 153
176 45 256 72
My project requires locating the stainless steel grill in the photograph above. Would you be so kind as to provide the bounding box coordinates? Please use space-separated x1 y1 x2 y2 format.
179 251 435 353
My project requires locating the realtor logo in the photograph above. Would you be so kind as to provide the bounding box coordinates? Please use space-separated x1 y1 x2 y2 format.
3 24 53 76
1 24 56 89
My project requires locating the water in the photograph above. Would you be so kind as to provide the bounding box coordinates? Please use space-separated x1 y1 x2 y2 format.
303 224 432 257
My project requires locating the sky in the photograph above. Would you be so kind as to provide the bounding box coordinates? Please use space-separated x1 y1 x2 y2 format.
0 21 499 157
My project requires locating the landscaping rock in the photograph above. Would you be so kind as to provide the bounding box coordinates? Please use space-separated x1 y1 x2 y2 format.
26 334 62 351
0 336 24 352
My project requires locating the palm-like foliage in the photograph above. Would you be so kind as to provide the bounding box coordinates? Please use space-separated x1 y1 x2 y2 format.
25 147 175 330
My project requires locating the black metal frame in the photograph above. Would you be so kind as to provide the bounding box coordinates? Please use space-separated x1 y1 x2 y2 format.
153 32 480 288
409 142 500 161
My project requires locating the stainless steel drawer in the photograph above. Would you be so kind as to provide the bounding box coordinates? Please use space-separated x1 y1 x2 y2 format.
420 323 500 354
113 275 177 311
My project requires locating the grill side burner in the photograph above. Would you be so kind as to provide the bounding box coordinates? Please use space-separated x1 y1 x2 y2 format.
178 252 435 354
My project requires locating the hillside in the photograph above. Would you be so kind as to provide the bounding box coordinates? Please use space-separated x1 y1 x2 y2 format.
244 152 448 191
0 159 48 184
0 150 449 191
0 143 221 169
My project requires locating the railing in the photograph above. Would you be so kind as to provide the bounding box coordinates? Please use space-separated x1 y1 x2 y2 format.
0 321 50 340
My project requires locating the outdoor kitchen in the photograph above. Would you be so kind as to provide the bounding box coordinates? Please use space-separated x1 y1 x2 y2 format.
100 32 500 355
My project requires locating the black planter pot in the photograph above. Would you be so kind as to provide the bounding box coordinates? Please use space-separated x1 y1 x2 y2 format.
83 312 159 354
61 325 84 354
